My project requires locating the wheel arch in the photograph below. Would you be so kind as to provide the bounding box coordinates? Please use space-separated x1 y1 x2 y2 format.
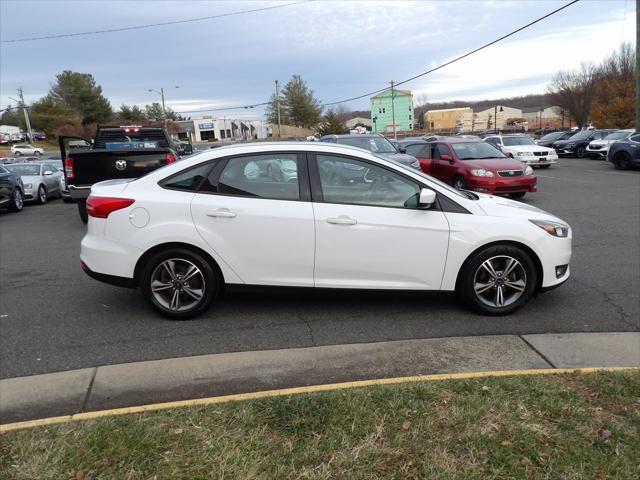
133 242 225 287
455 240 544 293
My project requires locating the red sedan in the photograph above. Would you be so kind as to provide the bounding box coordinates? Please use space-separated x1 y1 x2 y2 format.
402 138 537 199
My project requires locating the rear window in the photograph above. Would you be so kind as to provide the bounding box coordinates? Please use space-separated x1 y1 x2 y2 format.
93 129 170 149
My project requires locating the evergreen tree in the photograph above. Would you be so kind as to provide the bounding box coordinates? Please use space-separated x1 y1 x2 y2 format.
316 109 349 136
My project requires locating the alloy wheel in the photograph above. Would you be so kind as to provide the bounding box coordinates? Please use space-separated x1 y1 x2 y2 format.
14 190 23 210
473 255 527 308
150 258 206 312
38 186 47 204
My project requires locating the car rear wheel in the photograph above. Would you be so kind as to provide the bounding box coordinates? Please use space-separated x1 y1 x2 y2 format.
453 176 466 190
457 244 537 316
36 185 47 205
140 248 220 320
614 152 631 170
14 151 21 156
7 189 23 212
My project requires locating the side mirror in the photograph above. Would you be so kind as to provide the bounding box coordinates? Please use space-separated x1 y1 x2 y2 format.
44 170 53 176
398 146 407 154
440 154 453 162
418 188 436 208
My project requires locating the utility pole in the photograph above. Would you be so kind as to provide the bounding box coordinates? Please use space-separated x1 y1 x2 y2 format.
275 80 282 138
17 88 33 143
148 86 178 128
636 0 639 132
390 80 397 140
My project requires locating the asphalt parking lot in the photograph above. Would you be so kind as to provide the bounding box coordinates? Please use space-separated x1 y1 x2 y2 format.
1 157 638 379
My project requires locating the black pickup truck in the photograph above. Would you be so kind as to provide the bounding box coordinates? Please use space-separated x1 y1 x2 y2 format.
60 125 186 222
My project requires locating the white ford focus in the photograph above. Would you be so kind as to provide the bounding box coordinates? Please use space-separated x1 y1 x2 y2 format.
81 142 572 319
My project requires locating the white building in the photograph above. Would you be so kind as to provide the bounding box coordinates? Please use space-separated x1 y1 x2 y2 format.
175 117 271 143
345 117 372 130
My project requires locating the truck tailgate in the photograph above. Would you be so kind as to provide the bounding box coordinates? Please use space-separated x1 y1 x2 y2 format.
69 149 172 186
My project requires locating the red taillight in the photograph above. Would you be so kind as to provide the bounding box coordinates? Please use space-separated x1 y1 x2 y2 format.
86 197 135 219
166 153 176 164
65 156 75 180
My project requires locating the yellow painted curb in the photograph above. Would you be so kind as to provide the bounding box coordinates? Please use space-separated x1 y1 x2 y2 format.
1 367 637 433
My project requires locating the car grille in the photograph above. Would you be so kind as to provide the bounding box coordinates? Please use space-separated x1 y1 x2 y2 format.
497 170 524 178
589 145 604 150
533 151 548 156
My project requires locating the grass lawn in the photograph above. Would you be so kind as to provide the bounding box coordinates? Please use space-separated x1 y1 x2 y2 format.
1 370 638 479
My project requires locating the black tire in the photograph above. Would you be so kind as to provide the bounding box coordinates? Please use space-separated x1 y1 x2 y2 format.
457 244 537 316
78 201 88 223
576 147 586 158
453 175 466 190
538 164 550 169
7 188 23 212
62 196 74 204
34 151 42 156
139 248 220 320
36 185 47 205
14 151 21 156
613 152 631 170
508 192 526 199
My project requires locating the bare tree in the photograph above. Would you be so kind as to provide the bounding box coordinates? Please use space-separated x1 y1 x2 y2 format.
591 43 635 128
546 62 598 128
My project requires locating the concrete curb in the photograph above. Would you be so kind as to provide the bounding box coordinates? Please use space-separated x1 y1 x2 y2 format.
1 332 638 428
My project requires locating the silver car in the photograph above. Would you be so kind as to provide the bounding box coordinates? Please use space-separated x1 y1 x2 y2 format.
4 162 63 204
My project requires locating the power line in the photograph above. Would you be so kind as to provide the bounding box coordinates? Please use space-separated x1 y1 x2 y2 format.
1 0 312 44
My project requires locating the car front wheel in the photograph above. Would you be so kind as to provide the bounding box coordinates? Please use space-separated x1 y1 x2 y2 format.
614 152 631 170
140 248 220 320
576 147 586 158
457 244 537 315
7 189 23 212
36 185 47 204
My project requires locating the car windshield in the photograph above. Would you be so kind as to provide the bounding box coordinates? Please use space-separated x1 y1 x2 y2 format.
604 131 632 140
5 164 40 176
540 132 564 141
451 142 506 160
568 130 592 140
502 137 535 146
336 136 397 154
392 162 471 199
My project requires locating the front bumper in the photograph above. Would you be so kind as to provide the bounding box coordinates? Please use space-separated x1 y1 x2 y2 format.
586 147 607 158
515 155 558 166
465 175 537 195
23 187 37 201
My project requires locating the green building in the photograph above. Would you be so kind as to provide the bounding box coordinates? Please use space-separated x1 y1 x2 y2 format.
370 88 414 133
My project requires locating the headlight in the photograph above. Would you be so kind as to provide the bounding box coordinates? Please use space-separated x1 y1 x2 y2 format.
516 152 533 156
524 166 533 176
23 183 32 189
530 219 569 237
566 143 575 148
470 168 494 177
411 161 420 169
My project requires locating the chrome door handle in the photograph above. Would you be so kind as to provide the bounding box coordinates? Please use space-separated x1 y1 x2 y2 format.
326 216 357 225
206 209 237 218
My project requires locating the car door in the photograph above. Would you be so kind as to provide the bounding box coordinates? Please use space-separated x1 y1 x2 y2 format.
190 152 315 287
310 153 450 289
44 163 62 194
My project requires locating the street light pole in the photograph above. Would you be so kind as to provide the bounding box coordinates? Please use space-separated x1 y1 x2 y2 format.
148 86 179 128
275 80 282 138
15 88 33 143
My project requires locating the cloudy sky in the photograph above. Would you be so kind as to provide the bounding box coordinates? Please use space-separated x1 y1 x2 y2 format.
0 0 635 120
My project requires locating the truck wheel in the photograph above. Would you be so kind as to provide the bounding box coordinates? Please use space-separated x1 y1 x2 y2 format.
78 201 88 223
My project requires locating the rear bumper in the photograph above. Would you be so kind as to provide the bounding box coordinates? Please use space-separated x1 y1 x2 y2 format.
81 261 135 288
465 176 537 195
69 185 91 200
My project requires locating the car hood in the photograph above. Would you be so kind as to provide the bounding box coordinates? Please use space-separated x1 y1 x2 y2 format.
377 152 419 166
554 139 586 147
589 139 615 146
475 193 565 223
502 145 554 153
460 158 528 171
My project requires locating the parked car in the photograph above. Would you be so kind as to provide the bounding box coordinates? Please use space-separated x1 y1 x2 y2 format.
607 133 640 170
483 135 558 168
4 162 63 204
32 131 47 141
422 138 536 198
552 129 616 157
11 144 44 156
320 134 421 170
0 164 24 212
586 129 635 159
536 131 573 148
80 142 571 319
397 139 432 174
0 157 17 165
60 125 181 222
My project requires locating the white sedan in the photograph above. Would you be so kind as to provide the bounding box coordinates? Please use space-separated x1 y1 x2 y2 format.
10 144 44 156
80 142 572 319
484 135 558 168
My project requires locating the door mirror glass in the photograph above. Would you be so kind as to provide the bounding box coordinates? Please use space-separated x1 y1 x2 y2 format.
419 188 436 208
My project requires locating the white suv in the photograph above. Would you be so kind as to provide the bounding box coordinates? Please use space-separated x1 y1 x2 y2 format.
10 144 44 156
484 135 558 168
586 129 634 159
